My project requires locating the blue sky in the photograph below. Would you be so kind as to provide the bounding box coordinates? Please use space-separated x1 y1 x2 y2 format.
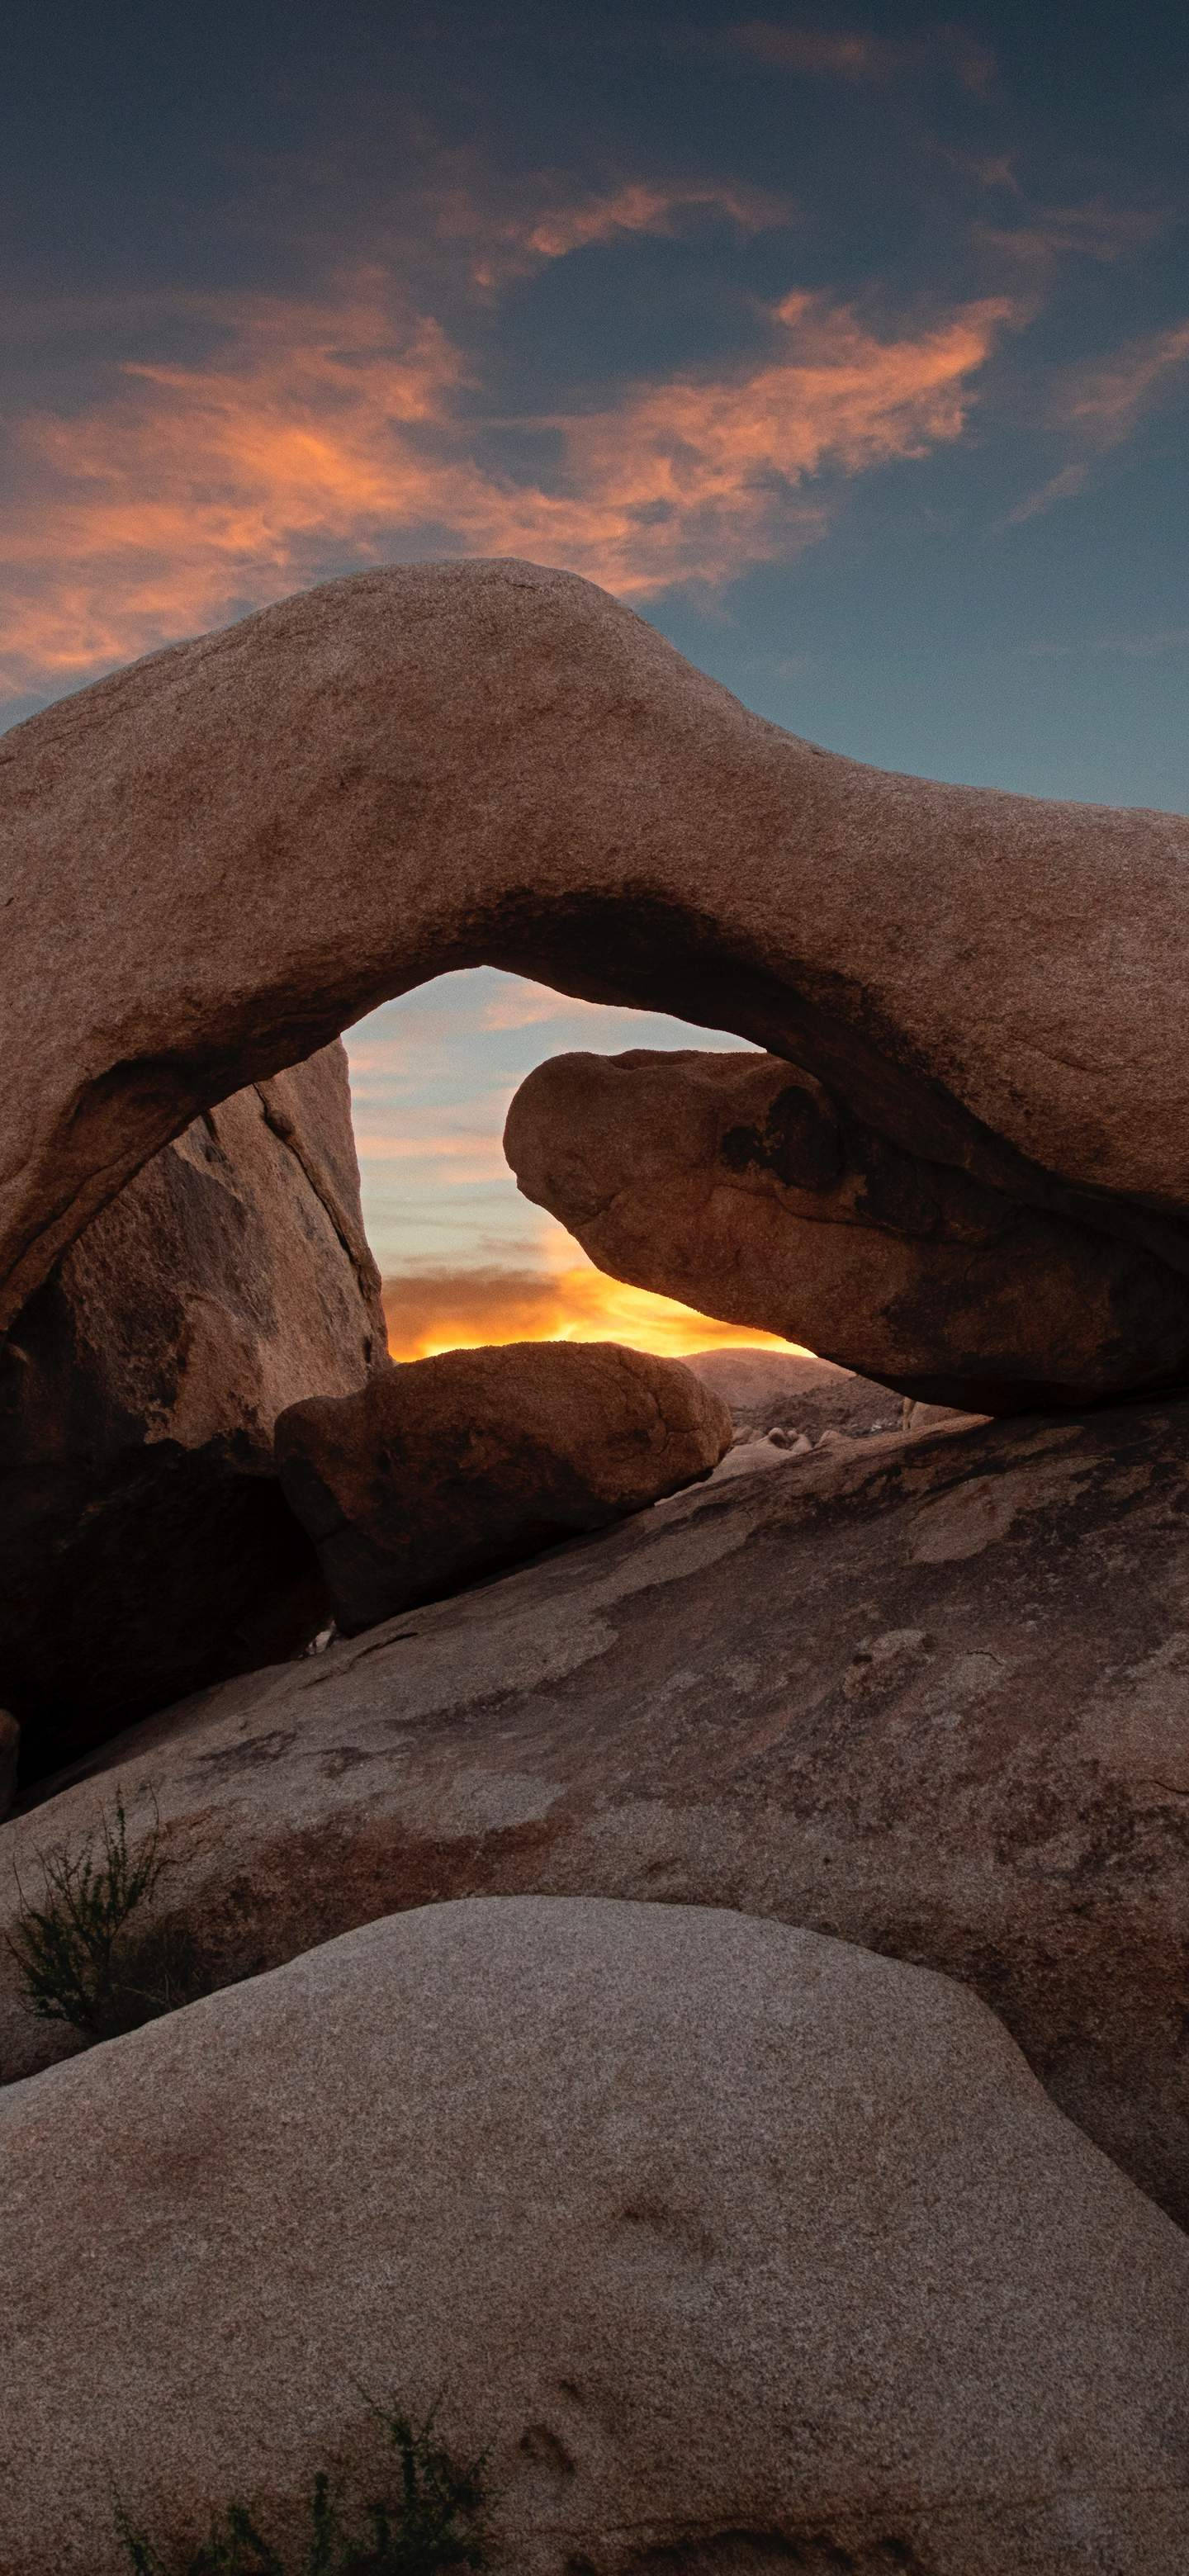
4 2 1187 1342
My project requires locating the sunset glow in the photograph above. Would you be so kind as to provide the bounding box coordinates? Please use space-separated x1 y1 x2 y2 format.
382 1254 800 1365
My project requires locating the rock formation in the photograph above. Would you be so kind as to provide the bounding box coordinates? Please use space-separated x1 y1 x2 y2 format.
0 1044 387 1783
4 561 1189 1409
7 1394 1189 2225
3 1894 1188 2575
505 1047 1189 1410
275 1340 731 1632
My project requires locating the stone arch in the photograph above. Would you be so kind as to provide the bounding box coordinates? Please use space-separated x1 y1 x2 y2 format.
4 553 1189 1346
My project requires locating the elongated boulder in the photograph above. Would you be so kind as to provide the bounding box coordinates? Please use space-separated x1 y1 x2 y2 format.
505 1047 1189 1410
4 561 1189 1413
3 1896 1188 2574
0 1043 387 1783
274 1340 732 1632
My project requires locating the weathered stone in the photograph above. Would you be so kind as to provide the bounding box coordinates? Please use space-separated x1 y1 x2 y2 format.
7 1395 1189 2226
505 1046 1189 1410
274 1340 731 1633
4 561 1189 1409
904 1396 978 1433
3 1895 1188 2575
0 1044 386 1784
0 1711 17 1821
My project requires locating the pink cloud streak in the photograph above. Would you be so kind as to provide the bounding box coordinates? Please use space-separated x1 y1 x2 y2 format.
0 273 1013 698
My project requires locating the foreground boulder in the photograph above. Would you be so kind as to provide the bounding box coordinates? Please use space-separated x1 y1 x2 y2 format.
4 565 1189 1417
0 1044 386 1783
506 1047 1189 1410
275 1340 731 1632
7 1395 1189 2225
3 1895 1187 2574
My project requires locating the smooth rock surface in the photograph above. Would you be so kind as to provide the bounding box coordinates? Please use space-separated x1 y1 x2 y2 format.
7 1396 1189 2225
506 1047 1189 1409
275 1339 732 1633
3 1896 1188 2575
4 561 1189 1409
0 1043 386 1781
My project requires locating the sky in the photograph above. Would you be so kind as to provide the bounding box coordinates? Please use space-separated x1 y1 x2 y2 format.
4 1 1188 1355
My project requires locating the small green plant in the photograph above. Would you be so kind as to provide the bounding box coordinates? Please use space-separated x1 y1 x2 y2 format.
113 2399 489 2574
7 1792 204 2042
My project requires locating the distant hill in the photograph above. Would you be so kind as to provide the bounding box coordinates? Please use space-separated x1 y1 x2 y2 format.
683 1347 901 1443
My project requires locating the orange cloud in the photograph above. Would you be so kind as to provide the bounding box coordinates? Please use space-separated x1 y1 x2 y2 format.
455 178 791 290
0 272 1012 698
382 1257 799 1362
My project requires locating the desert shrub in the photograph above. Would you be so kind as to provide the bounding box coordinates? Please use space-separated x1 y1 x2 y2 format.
6 1793 206 2041
114 2400 489 2574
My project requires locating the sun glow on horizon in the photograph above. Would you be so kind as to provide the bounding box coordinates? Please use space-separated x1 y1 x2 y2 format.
383 1255 806 1364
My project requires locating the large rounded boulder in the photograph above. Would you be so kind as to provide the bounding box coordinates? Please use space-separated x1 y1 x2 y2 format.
2 1896 1187 2574
275 1338 732 1632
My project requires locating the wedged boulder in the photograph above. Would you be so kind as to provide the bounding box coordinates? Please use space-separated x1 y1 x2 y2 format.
505 1047 1189 1410
3 1896 1188 2575
0 1043 387 1784
274 1340 732 1633
5 561 1189 1413
7 1394 1189 2226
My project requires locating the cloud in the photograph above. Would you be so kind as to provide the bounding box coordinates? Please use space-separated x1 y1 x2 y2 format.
0 273 1012 698
381 1255 797 1361
940 149 1020 194
1057 318 1189 449
1004 460 1091 524
1024 625 1189 657
353 1132 510 1181
479 980 609 1031
448 177 793 291
722 22 996 94
977 200 1167 277
1005 317 1189 522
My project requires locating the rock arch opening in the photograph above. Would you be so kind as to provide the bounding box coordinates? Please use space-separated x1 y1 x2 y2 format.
341 965 787 1365
5 555 1189 1364
6 556 1189 1792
